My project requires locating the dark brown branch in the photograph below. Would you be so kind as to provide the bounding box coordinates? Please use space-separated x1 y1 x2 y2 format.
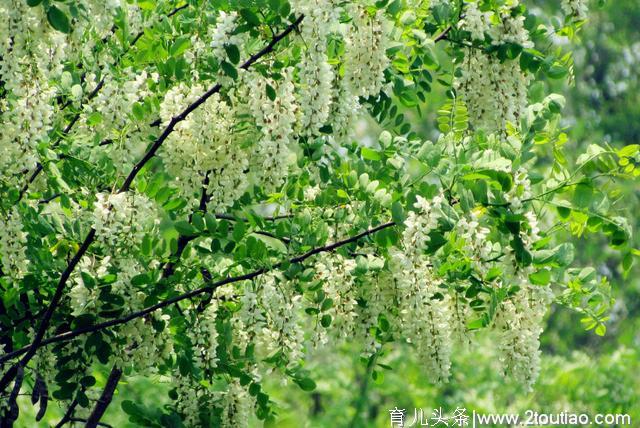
84 366 122 428
434 25 453 43
54 396 79 428
0 220 394 364
0 15 305 393
0 228 96 395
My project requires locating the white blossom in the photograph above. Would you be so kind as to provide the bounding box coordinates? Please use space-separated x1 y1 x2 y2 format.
0 207 30 282
562 0 589 21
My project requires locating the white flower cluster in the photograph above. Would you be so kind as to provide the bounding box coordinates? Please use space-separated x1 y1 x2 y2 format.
81 69 158 171
328 76 361 143
160 85 249 210
258 273 305 367
92 190 158 252
314 254 358 344
291 0 340 136
0 1 62 186
209 11 242 62
344 5 389 100
455 50 531 132
456 1 533 132
189 303 220 372
246 68 299 194
430 0 451 8
561 0 589 21
457 211 497 274
403 195 445 252
69 255 111 316
355 256 395 357
174 374 213 427
0 208 30 283
505 168 533 212
462 1 532 48
391 251 453 383
110 259 174 373
495 283 553 390
219 380 253 428
117 312 174 374
462 1 492 41
303 184 321 202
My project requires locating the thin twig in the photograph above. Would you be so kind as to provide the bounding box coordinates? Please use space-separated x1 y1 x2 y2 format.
0 220 395 364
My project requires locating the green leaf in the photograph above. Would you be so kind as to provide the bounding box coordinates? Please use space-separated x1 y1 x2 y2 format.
250 233 287 254
205 213 218 234
391 202 405 224
174 221 197 237
240 9 261 26
529 269 551 286
132 102 145 120
87 111 103 126
220 61 238 79
27 0 44 7
224 44 240 64
266 84 276 101
47 6 71 33
294 377 317 391
320 314 332 327
361 147 382 161
170 36 191 57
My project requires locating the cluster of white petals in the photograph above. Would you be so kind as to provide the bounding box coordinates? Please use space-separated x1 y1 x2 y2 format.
190 303 220 372
314 254 358 343
456 50 531 132
403 195 445 251
391 251 453 383
291 0 340 136
258 273 305 367
92 191 158 251
161 85 249 210
219 380 253 428
495 282 553 390
81 69 158 170
506 168 533 212
344 5 389 99
209 11 242 61
457 1 533 131
0 208 30 283
246 68 299 193
457 211 497 274
562 0 589 21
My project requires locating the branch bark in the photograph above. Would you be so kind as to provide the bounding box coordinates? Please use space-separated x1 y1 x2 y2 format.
0 220 395 364
84 366 122 428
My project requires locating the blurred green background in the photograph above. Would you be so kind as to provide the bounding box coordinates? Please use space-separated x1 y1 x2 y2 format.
17 0 640 426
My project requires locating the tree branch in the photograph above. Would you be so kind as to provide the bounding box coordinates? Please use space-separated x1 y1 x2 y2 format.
0 220 394 364
84 366 122 428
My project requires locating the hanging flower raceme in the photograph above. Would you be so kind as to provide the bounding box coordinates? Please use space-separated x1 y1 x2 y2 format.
92 190 158 252
246 68 299 194
495 282 554 391
343 4 390 100
160 84 250 210
0 207 30 283
291 0 340 137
